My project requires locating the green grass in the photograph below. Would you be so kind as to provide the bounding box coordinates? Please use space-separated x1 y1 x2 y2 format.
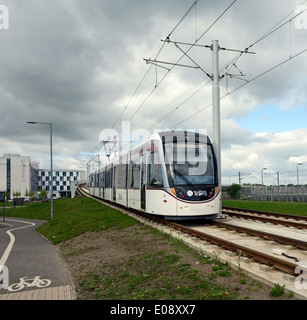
78 245 237 300
222 200 307 216
270 283 285 297
5 196 294 300
5 197 138 244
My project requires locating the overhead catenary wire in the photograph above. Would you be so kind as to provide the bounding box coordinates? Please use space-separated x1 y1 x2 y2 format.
171 46 307 129
101 1 203 159
228 47 307 96
111 65 154 130
169 1 307 129
167 0 200 39
146 79 206 127
122 0 202 124
93 1 306 161
246 0 307 51
149 78 212 130
105 0 240 160
118 1 202 127
115 0 238 134
126 0 238 125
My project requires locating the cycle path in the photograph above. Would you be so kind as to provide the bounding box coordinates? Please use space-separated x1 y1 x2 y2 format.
0 218 75 299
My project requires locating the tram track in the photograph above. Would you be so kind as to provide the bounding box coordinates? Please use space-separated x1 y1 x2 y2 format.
222 207 307 230
223 206 307 222
77 184 305 279
210 220 307 251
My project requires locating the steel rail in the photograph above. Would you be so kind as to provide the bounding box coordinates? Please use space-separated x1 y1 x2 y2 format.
223 206 307 222
223 210 307 230
211 220 307 250
167 222 299 276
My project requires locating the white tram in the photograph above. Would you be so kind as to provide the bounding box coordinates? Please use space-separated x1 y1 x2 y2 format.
89 130 221 220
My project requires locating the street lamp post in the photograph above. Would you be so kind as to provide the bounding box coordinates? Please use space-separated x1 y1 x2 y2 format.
27 121 54 219
262 167 267 186
297 163 303 186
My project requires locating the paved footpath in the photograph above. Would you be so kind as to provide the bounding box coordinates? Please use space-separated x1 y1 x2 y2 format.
0 218 76 300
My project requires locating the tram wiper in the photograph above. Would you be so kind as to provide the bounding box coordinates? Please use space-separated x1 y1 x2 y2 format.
173 169 193 186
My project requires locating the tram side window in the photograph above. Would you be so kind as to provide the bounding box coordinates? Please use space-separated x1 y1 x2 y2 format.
129 163 140 189
115 164 127 189
115 165 119 188
99 171 104 188
105 168 112 188
90 175 94 187
149 152 163 187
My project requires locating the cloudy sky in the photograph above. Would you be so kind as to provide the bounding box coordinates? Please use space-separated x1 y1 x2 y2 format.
1 0 307 186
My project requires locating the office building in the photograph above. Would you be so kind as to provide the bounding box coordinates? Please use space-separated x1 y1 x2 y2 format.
0 154 39 200
38 169 86 198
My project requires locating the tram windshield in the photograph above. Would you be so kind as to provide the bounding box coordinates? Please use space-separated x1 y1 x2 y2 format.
164 141 215 186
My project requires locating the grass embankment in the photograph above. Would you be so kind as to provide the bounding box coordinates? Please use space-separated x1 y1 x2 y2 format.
5 197 295 300
222 200 307 216
5 197 137 244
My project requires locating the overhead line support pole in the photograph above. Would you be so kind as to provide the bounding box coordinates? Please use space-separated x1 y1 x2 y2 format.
145 38 255 216
212 40 222 215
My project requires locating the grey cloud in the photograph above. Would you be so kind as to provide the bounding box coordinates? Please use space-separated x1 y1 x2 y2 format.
0 0 306 179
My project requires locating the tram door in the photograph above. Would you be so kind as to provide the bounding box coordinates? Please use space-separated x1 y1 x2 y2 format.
140 153 146 210
113 166 116 202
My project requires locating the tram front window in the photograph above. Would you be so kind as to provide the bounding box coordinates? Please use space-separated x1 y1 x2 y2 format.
164 142 215 186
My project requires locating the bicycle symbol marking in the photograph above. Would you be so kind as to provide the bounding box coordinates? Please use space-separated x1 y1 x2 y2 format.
8 276 51 292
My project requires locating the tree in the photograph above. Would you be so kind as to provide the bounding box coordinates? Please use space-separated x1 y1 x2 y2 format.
13 190 21 197
39 189 47 201
25 189 35 205
228 184 242 199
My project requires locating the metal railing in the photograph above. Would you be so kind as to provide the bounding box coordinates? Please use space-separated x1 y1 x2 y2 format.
223 185 307 202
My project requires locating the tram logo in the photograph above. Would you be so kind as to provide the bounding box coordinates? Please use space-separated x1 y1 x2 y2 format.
187 190 193 197
194 190 207 197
